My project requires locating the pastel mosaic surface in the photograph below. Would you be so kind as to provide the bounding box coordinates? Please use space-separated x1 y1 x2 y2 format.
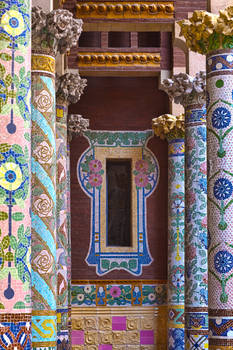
167 138 185 349
72 313 158 349
71 282 167 307
185 105 208 348
207 50 233 347
0 314 31 349
77 130 159 276
31 55 56 347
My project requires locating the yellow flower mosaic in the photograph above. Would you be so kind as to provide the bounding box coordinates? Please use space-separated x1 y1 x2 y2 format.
1 10 25 37
0 162 23 191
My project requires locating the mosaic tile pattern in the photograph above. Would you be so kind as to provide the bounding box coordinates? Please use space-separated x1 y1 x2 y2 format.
185 105 208 348
167 138 185 349
31 52 56 348
71 281 167 307
67 144 72 347
72 311 157 349
0 0 31 346
77 130 159 276
207 50 233 348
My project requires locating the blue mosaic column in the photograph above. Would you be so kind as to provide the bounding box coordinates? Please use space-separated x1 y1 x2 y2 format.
31 50 57 349
185 103 208 348
207 49 233 349
153 115 185 350
0 0 32 348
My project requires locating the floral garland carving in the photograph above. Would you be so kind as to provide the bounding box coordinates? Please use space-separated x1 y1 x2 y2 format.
178 6 233 54
68 114 89 141
162 71 206 107
152 114 185 140
56 73 87 105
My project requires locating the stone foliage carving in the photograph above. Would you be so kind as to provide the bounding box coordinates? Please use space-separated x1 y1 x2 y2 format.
68 115 90 140
152 114 185 140
32 7 83 55
178 6 233 54
161 72 206 107
56 73 87 105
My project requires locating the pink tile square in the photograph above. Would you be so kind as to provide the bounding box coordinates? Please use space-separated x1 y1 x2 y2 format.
112 316 126 331
99 345 112 350
72 330 84 345
140 330 154 345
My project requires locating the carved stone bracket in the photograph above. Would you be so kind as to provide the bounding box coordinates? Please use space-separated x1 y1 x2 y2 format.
56 73 87 105
68 114 90 141
178 6 233 54
152 114 185 140
161 71 206 107
32 7 83 55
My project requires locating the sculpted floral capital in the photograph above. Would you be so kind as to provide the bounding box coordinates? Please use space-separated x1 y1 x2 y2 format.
162 71 206 107
178 6 233 54
56 73 87 105
32 7 83 55
152 114 185 140
68 114 90 141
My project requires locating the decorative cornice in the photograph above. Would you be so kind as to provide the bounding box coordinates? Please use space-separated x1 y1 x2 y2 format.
178 6 233 54
68 114 90 141
77 52 161 67
56 73 87 105
152 114 185 140
162 71 206 107
76 1 174 19
32 7 83 56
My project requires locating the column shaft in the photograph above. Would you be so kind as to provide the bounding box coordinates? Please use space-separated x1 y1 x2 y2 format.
67 143 72 348
207 49 233 349
167 138 185 349
56 103 69 350
0 0 31 347
185 104 208 348
31 51 57 349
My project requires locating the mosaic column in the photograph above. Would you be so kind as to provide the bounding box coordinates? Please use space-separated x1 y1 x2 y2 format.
162 72 208 348
0 0 32 348
153 114 185 350
179 7 233 350
31 7 82 350
56 74 86 350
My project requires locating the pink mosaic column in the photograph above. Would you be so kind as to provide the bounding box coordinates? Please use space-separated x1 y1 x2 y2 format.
0 1 31 348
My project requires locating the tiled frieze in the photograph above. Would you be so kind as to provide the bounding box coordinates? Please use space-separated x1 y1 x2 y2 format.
71 280 167 307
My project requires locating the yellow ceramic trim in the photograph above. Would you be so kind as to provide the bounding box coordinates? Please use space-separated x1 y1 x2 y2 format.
95 146 141 253
77 52 161 67
32 54 55 74
76 1 174 19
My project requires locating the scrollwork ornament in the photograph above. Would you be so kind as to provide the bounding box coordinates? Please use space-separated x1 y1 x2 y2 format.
32 7 83 55
162 72 206 107
56 73 87 105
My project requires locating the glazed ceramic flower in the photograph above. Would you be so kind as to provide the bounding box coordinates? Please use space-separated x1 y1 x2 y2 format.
214 250 233 274
214 178 233 200
135 159 149 173
212 107 231 129
34 89 54 113
0 162 23 191
33 193 53 217
84 285 92 294
1 9 25 37
89 159 102 173
33 249 53 274
200 162 207 175
77 294 85 302
201 216 207 228
34 141 54 164
148 293 156 301
135 173 149 187
109 286 121 298
89 173 102 187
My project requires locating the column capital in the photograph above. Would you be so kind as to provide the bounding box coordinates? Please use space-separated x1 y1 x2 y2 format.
68 114 89 141
32 7 83 55
162 72 206 107
178 6 233 55
56 73 87 105
152 114 185 141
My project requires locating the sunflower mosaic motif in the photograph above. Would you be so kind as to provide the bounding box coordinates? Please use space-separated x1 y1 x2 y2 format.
77 130 159 275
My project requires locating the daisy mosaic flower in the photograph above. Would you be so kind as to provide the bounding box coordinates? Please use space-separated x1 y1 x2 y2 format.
212 107 231 129
214 250 233 274
109 286 121 298
135 173 149 188
89 159 102 173
135 160 149 173
1 9 25 37
89 173 102 187
0 162 23 191
213 178 233 200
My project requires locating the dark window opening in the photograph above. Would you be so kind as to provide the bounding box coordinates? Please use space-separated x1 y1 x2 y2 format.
138 32 160 47
107 159 131 247
108 32 131 48
79 31 101 47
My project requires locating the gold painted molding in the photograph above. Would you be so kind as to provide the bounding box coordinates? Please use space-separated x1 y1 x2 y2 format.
77 52 160 67
72 306 158 316
76 1 174 19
